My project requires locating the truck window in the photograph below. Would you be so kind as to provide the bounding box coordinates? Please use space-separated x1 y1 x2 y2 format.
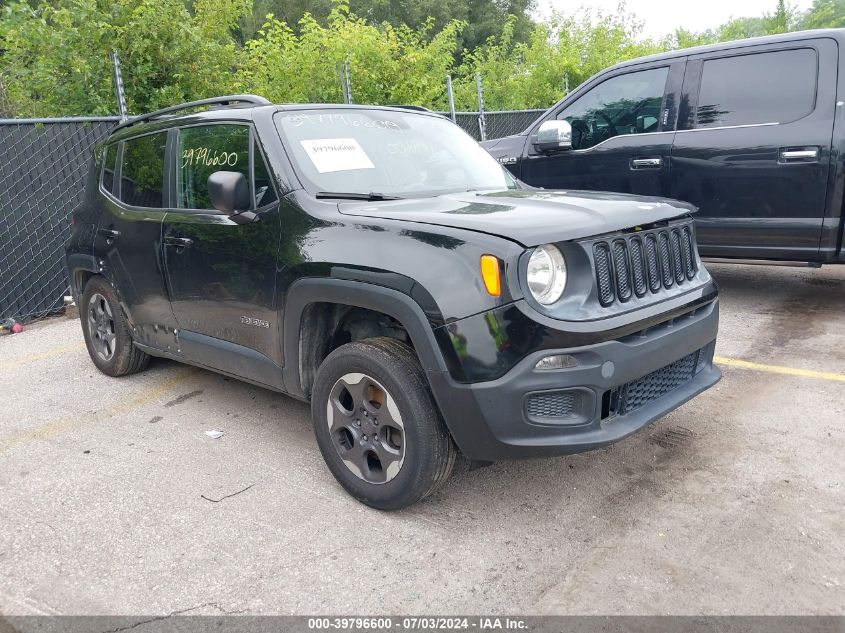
554 67 669 150
119 132 167 208
177 124 250 210
695 48 817 128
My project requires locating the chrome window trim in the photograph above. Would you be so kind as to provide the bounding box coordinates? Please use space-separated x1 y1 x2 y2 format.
675 121 779 133
565 129 675 154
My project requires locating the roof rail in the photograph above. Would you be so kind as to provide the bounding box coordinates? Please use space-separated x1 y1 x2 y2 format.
113 94 271 133
389 105 434 113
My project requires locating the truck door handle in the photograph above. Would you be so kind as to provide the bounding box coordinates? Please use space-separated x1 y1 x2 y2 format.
165 237 193 248
630 157 663 169
97 228 120 243
779 147 819 163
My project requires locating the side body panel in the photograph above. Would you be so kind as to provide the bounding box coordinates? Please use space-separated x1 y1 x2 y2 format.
670 37 838 260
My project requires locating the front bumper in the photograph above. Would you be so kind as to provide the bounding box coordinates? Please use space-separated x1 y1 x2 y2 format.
428 298 720 461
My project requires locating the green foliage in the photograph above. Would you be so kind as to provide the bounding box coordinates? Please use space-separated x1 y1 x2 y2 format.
800 0 845 27
239 1 463 108
0 0 836 118
452 8 665 110
0 0 249 116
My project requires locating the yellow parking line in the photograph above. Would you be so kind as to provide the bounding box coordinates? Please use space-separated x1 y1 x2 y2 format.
0 367 197 454
0 342 86 369
715 356 845 383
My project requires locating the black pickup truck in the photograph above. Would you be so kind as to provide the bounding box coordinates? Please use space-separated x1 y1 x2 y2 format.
482 29 845 265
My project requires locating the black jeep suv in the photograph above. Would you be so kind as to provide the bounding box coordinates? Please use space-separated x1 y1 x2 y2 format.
66 95 720 509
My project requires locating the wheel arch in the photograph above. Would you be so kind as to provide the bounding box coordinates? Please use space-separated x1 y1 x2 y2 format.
66 254 101 302
282 278 452 401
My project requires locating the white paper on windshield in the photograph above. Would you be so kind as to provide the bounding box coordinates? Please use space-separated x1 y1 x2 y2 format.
300 138 375 173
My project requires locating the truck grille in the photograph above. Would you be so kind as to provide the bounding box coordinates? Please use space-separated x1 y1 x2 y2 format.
606 347 702 417
593 224 697 307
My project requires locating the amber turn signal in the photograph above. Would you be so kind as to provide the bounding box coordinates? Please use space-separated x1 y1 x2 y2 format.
480 255 501 297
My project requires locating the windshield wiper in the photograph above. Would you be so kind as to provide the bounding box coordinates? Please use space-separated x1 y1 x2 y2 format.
316 191 402 201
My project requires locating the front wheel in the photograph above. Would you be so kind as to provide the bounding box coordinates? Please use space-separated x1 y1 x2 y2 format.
311 337 457 510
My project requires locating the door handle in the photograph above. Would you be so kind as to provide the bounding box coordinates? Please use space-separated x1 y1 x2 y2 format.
165 237 193 248
97 228 120 243
779 147 819 163
630 157 663 169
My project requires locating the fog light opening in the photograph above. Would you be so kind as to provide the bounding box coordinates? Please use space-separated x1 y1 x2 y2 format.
534 354 578 371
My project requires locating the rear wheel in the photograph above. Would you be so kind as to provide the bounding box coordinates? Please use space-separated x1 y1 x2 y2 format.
80 277 149 377
311 337 456 510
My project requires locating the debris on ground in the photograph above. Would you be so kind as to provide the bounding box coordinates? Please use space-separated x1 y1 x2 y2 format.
0 318 24 335
64 296 79 320
205 430 224 439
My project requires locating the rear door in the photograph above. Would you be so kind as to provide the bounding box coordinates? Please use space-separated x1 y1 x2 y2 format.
670 39 837 260
94 131 177 352
519 60 685 197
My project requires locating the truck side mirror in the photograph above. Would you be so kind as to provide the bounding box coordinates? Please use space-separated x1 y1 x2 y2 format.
208 171 250 214
533 120 573 153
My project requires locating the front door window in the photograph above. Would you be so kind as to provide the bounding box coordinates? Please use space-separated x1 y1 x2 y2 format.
555 67 669 150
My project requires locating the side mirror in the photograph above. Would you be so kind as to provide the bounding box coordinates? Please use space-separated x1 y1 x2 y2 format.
208 171 250 214
533 120 573 153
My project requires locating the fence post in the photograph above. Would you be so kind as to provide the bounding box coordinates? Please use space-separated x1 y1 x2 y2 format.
111 51 128 121
475 73 486 141
446 75 457 124
338 55 352 104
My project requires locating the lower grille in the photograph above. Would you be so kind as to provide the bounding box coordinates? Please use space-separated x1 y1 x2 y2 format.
606 347 704 417
526 390 581 419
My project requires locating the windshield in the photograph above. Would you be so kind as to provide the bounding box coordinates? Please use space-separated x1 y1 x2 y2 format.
275 109 517 198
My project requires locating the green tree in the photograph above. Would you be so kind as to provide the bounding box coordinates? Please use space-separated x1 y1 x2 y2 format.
800 0 845 27
239 1 463 108
0 0 249 116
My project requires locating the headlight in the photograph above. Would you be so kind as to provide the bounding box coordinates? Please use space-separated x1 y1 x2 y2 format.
526 244 567 305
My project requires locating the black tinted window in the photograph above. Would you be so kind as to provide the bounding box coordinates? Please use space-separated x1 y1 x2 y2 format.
177 124 250 210
120 133 166 208
696 49 817 128
102 144 117 194
556 67 669 150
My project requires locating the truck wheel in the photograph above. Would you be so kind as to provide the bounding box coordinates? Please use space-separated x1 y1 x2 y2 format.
80 276 150 377
311 337 457 510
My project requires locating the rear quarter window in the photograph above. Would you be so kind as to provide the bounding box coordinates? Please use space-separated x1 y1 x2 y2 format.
695 48 817 128
101 144 118 194
119 132 167 208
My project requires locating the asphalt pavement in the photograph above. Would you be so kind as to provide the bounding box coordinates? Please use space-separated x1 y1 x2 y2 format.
0 263 843 615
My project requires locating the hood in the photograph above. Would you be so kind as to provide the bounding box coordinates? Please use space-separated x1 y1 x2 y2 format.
338 189 696 247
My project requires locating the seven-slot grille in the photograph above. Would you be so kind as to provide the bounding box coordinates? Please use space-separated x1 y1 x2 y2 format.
593 224 698 307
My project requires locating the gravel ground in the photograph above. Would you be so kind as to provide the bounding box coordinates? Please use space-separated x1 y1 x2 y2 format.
0 263 843 616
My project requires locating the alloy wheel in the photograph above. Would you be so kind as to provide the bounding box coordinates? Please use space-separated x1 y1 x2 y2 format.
87 293 116 362
326 372 406 484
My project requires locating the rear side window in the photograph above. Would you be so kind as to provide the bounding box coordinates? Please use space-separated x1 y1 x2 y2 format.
696 48 817 128
101 144 117 194
120 132 167 208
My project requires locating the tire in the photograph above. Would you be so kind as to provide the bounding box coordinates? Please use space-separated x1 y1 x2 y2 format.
80 276 150 377
311 337 457 510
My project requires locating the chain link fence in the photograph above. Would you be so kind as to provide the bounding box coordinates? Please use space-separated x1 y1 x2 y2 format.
0 117 120 322
448 109 545 141
0 108 542 323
